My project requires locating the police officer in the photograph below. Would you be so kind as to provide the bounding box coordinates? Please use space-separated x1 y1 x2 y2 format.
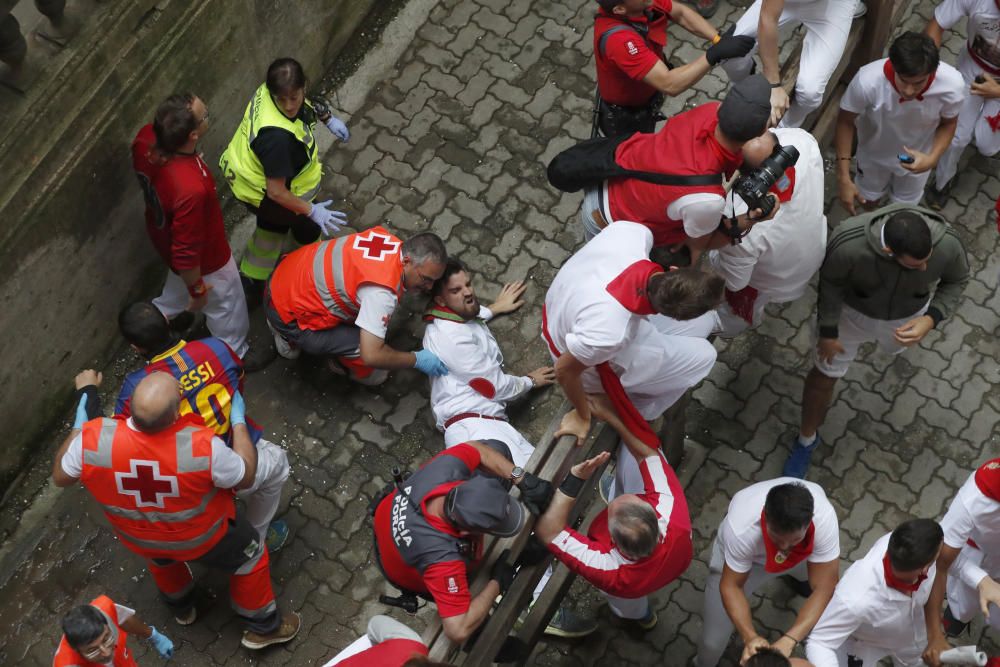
220 57 351 305
265 227 450 384
593 0 756 137
371 439 553 643
52 371 300 650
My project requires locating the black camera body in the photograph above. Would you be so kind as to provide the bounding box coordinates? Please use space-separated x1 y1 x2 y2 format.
731 143 800 218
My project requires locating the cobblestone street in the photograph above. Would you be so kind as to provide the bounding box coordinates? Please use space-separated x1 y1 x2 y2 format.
1 0 999 664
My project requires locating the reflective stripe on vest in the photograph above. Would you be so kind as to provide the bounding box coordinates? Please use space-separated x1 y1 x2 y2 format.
79 416 234 561
219 83 323 207
312 238 359 322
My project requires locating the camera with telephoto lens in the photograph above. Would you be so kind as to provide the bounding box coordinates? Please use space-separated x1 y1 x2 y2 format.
731 143 800 219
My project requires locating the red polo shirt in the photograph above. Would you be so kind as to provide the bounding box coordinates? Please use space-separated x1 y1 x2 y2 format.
131 124 232 275
594 0 672 107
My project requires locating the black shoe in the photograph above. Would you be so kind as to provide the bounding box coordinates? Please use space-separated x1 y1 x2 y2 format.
242 343 277 373
241 275 265 311
924 176 954 211
943 606 969 638
781 574 813 598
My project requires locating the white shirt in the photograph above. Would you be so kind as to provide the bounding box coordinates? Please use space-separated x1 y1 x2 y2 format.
936 0 1000 71
422 305 533 430
669 193 726 239
841 59 965 172
718 477 840 574
355 284 399 339
544 221 652 366
806 534 934 667
940 471 1000 588
708 128 828 302
61 418 245 488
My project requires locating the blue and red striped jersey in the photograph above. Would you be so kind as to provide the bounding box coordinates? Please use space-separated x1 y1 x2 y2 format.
116 338 262 444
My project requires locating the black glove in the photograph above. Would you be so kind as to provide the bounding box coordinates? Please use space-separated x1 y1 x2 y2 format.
706 26 756 66
490 550 516 595
518 535 549 566
519 473 554 515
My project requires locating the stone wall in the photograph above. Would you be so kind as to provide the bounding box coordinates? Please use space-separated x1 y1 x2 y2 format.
0 0 375 492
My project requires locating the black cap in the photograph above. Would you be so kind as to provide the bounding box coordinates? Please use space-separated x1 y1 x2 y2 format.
718 75 772 142
446 476 526 537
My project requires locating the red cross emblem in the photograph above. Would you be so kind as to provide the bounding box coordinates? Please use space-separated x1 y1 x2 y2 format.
353 230 400 262
116 460 180 508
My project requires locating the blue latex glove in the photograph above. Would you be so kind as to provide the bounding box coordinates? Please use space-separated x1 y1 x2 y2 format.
229 391 246 426
413 349 449 377
73 394 89 429
147 626 174 659
324 115 350 142
308 200 349 236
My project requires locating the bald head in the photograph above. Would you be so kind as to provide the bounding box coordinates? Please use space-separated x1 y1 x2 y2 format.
131 372 181 433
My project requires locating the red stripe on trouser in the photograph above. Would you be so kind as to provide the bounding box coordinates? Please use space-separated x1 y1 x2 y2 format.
337 354 376 379
147 560 193 598
230 545 276 615
543 305 661 449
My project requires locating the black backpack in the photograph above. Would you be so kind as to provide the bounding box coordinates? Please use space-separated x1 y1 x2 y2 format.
546 132 723 193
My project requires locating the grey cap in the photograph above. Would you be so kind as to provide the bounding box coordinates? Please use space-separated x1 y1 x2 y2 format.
446 476 526 537
717 74 773 142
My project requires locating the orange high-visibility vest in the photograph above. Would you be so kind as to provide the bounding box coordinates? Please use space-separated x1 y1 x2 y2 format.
269 226 405 331
52 595 138 667
79 415 235 562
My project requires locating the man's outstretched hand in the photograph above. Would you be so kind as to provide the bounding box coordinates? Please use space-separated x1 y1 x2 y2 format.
488 280 527 316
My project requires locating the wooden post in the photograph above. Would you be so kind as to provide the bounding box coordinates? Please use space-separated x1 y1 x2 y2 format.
851 0 896 70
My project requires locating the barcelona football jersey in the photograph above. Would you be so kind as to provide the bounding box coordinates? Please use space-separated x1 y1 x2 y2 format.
115 338 262 444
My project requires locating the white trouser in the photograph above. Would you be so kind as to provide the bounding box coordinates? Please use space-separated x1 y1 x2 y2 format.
947 547 1000 630
817 638 924 667
813 303 928 378
443 417 534 468
935 52 1000 187
153 256 250 358
235 438 290 542
695 538 808 667
855 157 931 205
716 292 773 338
723 0 855 128
580 311 718 420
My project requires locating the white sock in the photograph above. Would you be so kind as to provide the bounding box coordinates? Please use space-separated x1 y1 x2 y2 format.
797 432 818 447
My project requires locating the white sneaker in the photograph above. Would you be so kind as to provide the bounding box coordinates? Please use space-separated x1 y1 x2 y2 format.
853 0 867 18
267 320 300 360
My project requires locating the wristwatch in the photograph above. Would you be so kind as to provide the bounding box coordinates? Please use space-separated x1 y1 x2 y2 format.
509 466 525 484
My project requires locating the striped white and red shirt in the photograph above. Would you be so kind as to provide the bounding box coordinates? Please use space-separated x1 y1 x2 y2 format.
547 452 692 597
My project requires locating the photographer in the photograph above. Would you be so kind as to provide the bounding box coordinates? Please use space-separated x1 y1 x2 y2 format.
578 75 781 263
709 128 827 337
592 0 755 137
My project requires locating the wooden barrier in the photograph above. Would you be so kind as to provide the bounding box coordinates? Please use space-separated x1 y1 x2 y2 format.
421 402 617 664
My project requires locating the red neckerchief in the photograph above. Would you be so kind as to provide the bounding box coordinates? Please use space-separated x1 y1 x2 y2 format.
882 553 927 594
883 60 936 103
974 458 1000 500
725 285 760 324
770 166 796 202
605 260 663 315
987 111 1000 133
761 511 815 573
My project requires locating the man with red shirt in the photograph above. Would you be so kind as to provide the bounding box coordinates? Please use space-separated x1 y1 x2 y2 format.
579 75 779 262
132 94 253 363
371 439 552 643
593 0 755 137
535 395 691 631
